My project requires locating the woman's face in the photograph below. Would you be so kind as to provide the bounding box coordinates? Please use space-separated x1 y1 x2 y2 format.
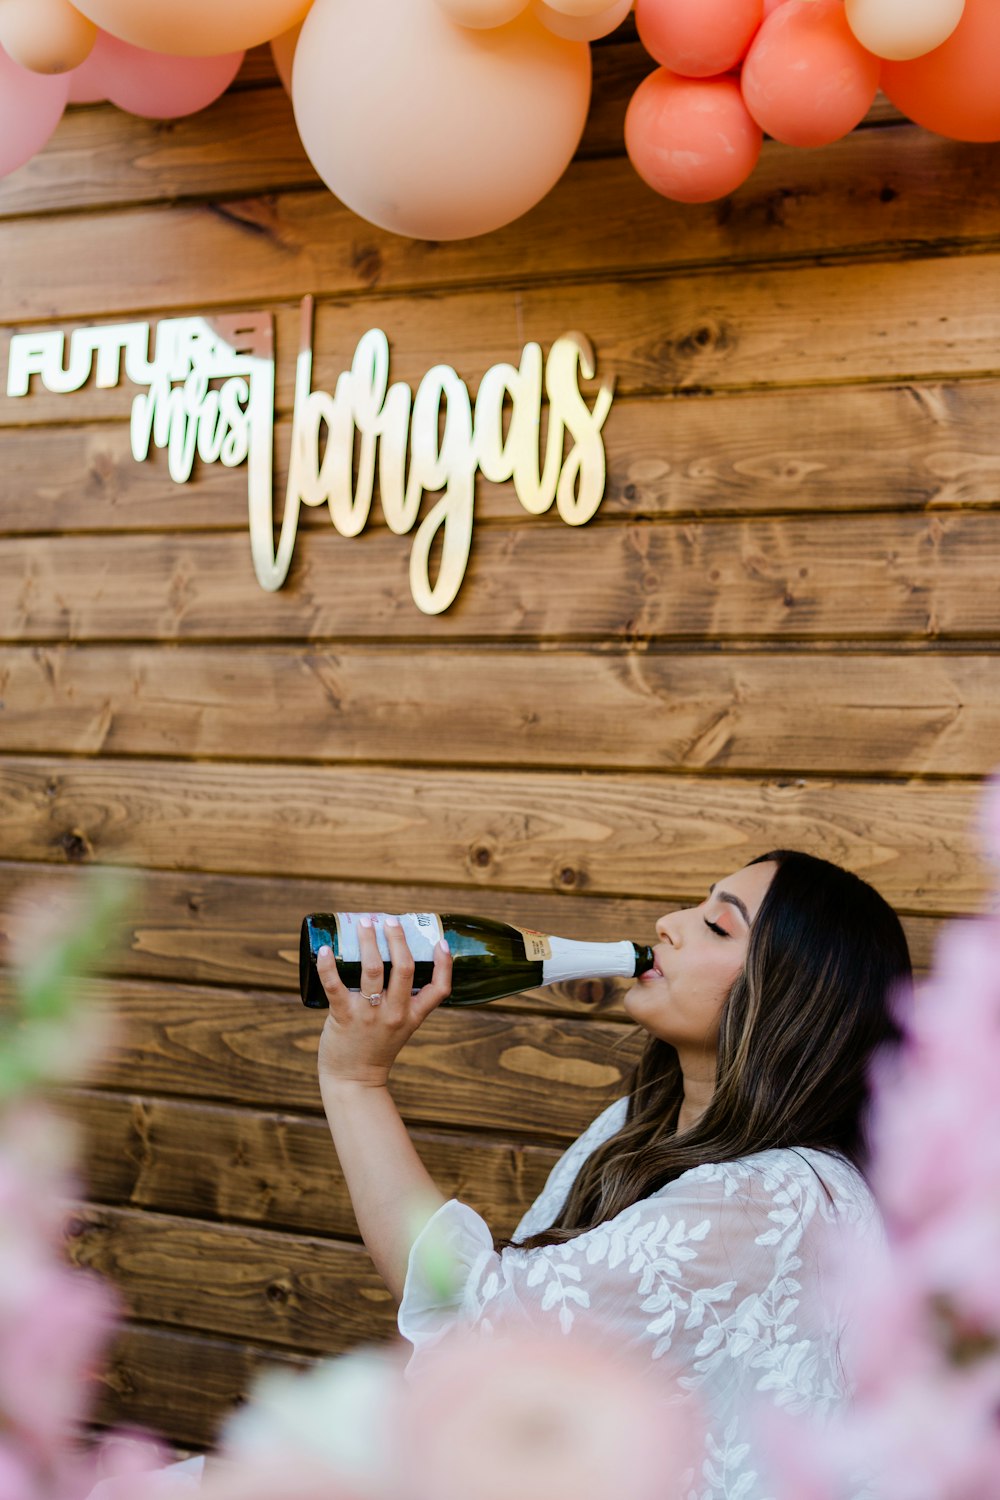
623 862 777 1052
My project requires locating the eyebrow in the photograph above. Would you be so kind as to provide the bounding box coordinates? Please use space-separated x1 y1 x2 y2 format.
708 883 751 926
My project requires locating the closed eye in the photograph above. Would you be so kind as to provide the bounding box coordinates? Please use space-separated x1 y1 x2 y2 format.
704 919 729 937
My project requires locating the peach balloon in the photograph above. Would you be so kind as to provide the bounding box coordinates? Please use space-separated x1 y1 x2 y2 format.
0 43 69 174
845 0 965 62
635 0 763 77
742 0 880 147
0 0 96 74
543 0 618 13
534 0 631 41
292 0 591 240
70 0 311 57
270 21 301 93
435 0 528 26
625 68 762 203
881 0 1000 140
68 29 243 118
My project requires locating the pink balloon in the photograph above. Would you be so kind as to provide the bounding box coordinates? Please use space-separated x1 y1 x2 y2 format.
0 42 69 175
635 0 763 77
742 0 880 147
625 68 762 203
67 29 243 118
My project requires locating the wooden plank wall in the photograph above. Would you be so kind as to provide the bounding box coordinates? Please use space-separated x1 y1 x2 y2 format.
1 20 999 1450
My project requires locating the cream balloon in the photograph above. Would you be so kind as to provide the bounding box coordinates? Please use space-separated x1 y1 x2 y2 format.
535 0 631 40
0 0 96 74
292 0 591 240
70 0 311 56
845 0 965 60
434 0 529 26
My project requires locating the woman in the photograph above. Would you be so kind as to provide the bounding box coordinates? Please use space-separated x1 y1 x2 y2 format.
315 851 912 1499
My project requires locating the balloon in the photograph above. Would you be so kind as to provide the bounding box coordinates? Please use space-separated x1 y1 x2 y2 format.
292 0 591 240
881 0 1000 139
0 0 96 74
534 0 631 41
70 0 310 57
845 0 964 61
270 21 301 94
0 43 69 175
543 0 617 13
66 30 243 118
625 68 762 203
434 0 529 26
741 0 880 147
635 0 763 77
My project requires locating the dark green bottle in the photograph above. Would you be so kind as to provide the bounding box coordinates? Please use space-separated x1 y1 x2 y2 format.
299 910 655 1008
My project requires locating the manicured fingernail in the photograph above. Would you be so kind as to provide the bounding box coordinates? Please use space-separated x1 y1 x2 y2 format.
385 915 401 928
317 945 332 958
359 916 373 928
436 939 450 955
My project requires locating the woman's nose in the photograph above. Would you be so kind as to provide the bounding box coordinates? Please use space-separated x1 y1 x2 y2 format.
656 909 682 945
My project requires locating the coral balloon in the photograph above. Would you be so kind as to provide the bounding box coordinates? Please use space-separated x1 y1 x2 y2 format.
0 43 69 175
0 0 96 74
270 22 301 94
742 0 880 147
67 29 243 118
845 0 964 61
70 0 310 57
625 68 762 203
881 0 1000 140
434 0 528 26
534 0 631 41
292 0 591 240
635 0 763 77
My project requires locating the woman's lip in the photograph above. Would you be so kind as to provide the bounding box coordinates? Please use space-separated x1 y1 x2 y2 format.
640 964 664 982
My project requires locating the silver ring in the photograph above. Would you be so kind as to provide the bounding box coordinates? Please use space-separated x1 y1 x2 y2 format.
363 991 383 1006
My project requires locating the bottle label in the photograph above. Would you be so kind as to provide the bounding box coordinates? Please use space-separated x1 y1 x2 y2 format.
334 911 444 964
515 926 553 962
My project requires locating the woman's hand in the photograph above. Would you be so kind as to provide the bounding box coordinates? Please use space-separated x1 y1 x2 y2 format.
316 915 453 1089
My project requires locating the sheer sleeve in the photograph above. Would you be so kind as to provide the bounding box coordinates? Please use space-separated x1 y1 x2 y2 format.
398 1146 880 1419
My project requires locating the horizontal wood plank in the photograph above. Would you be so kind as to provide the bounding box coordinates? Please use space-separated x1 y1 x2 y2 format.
67 1202 398 1354
0 862 946 1007
0 759 987 913
2 126 997 327
4 380 1000 527
56 1087 558 1237
93 1322 312 1449
3 512 1000 643
33 977 641 1136
2 645 999 778
6 255 1000 458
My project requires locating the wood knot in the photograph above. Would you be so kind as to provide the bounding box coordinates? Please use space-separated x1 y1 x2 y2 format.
57 828 92 863
472 845 492 868
266 1282 290 1305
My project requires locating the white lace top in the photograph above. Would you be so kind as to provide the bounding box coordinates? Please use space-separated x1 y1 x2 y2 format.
398 1096 883 1500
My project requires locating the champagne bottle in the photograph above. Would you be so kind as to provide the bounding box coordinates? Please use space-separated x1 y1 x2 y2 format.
299 911 655 1008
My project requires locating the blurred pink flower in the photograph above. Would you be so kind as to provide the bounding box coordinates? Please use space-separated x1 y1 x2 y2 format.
0 1441 37 1500
397 1326 699 1500
0 1259 118 1453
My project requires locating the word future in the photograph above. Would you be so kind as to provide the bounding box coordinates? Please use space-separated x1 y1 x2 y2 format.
6 298 615 615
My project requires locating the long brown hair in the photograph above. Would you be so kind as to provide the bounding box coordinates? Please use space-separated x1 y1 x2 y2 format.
501 851 912 1252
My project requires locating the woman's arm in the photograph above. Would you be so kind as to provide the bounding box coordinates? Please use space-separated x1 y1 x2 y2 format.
316 915 453 1303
